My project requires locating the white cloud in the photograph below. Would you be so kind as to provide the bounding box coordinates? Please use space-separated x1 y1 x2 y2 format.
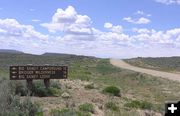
1 18 180 58
135 10 151 17
131 28 180 45
0 19 51 53
0 19 48 40
133 28 151 34
155 0 180 5
52 6 77 23
104 23 113 29
123 17 151 24
124 10 151 25
0 28 7 33
0 19 50 53
166 28 180 36
41 6 93 36
111 25 123 33
104 22 123 33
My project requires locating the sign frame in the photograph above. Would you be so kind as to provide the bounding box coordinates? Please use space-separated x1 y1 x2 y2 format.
10 65 68 80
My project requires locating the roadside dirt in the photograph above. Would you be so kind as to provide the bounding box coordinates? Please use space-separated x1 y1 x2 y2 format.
28 79 107 116
22 75 162 116
110 59 180 82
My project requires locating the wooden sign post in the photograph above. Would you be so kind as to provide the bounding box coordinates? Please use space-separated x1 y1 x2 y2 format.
10 66 68 92
44 79 50 88
27 79 33 93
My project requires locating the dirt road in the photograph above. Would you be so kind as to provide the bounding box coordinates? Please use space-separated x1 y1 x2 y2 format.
110 59 180 82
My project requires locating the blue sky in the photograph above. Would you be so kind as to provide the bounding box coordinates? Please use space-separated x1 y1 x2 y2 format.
0 0 180 58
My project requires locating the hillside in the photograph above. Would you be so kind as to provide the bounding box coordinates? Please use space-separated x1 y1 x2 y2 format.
0 49 24 54
124 57 180 73
0 52 180 116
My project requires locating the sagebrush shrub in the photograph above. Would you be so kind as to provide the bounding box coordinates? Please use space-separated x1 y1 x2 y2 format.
0 80 43 116
105 101 119 111
79 103 94 113
103 86 121 97
124 100 153 110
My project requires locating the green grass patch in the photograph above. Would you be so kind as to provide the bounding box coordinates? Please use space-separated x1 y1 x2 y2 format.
79 103 94 113
125 57 180 72
105 101 119 111
124 100 153 110
50 108 90 116
32 81 61 97
96 59 121 75
12 81 61 97
103 86 121 97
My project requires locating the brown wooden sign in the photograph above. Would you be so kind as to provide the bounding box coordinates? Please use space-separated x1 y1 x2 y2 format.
10 66 68 80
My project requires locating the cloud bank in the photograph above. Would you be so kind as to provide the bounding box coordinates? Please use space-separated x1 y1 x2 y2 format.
0 6 180 58
155 0 180 5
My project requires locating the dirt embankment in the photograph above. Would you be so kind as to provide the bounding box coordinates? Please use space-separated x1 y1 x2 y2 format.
110 59 180 82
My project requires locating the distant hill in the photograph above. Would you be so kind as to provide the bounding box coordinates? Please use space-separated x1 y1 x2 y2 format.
42 52 75 56
0 49 96 58
124 57 180 72
0 49 24 54
0 51 98 69
42 52 82 58
42 52 96 58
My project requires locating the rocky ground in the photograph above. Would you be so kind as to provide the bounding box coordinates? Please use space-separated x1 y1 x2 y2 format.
24 79 106 116
21 79 162 116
